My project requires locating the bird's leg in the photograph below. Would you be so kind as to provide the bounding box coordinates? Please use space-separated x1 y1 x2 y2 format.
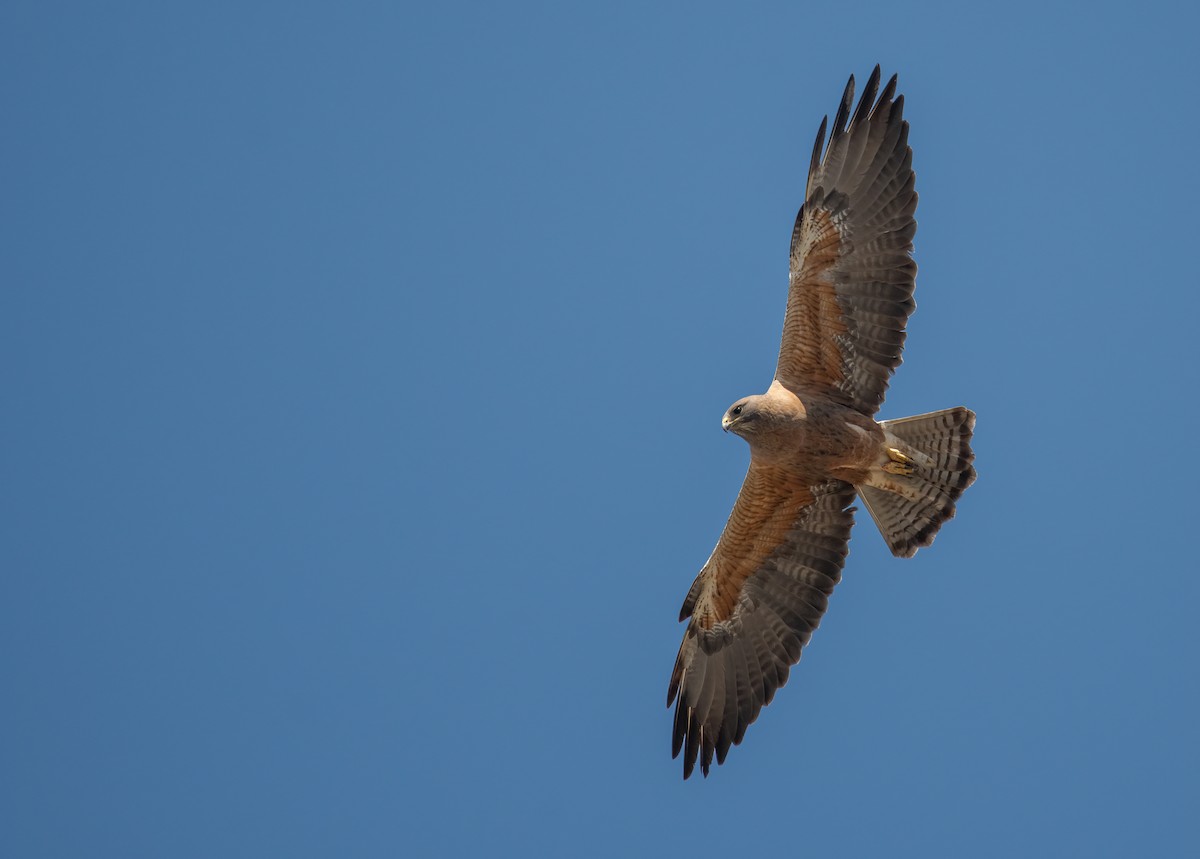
882 447 915 476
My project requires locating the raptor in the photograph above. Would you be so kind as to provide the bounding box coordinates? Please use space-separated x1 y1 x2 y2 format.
668 67 976 778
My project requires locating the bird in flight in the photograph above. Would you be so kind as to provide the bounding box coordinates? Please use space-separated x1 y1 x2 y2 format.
668 67 976 779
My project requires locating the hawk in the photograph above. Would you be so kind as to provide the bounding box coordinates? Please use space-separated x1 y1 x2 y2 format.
668 67 976 778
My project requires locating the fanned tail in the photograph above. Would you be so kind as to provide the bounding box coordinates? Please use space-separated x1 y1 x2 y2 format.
859 407 976 558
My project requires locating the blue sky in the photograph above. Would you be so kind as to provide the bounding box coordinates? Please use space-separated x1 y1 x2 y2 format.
3 1 1198 856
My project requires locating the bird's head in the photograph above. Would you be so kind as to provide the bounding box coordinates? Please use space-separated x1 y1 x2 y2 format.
722 396 764 437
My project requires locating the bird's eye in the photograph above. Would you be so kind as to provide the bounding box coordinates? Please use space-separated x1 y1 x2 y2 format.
731 405 743 416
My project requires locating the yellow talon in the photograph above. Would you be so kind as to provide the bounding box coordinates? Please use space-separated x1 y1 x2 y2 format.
883 448 915 476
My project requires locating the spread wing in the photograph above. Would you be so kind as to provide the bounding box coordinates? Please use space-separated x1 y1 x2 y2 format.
777 66 918 416
668 469 857 778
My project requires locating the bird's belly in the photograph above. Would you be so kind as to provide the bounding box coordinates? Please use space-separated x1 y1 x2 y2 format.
784 410 882 480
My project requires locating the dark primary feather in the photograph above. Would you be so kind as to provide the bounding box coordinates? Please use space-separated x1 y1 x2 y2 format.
848 66 880 128
806 116 827 190
830 74 854 140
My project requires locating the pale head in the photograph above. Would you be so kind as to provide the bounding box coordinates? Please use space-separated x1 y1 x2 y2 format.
721 395 766 437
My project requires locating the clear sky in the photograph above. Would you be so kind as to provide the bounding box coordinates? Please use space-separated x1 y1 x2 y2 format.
4 1 1198 856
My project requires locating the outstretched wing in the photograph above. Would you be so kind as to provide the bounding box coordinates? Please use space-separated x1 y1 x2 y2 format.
668 470 857 778
777 66 918 416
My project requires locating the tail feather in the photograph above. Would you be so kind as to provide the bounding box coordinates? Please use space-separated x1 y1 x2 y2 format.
860 407 976 558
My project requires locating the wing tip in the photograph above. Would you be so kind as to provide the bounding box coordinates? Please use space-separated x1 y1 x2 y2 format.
810 66 905 180
807 114 828 192
849 64 882 129
832 72 855 137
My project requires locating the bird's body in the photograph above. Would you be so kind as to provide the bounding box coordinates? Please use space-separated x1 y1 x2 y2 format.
726 381 882 476
669 67 977 778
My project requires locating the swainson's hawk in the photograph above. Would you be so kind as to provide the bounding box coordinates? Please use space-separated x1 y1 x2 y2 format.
669 67 976 778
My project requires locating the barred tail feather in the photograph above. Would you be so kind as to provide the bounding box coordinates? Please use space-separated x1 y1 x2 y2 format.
860 407 976 558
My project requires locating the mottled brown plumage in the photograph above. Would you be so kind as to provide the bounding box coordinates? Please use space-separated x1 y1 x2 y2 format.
669 67 977 778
